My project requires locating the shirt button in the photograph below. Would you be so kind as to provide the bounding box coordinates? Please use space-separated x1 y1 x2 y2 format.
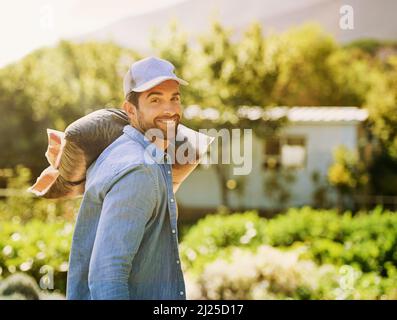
170 198 174 203
180 291 184 296
172 229 176 234
167 170 171 174
176 260 180 264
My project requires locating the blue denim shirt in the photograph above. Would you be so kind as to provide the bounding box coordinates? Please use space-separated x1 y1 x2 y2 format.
66 125 186 300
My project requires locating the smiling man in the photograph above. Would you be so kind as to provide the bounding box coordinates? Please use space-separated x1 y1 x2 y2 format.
66 57 189 300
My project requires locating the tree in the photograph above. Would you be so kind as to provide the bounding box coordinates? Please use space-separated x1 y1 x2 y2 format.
152 21 287 207
328 145 369 211
0 41 140 177
365 55 397 159
1 20 396 206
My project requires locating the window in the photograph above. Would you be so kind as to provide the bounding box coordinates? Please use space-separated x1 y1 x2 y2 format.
281 137 306 168
264 136 306 169
264 137 281 169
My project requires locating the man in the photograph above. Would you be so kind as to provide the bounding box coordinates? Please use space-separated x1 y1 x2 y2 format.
66 57 189 300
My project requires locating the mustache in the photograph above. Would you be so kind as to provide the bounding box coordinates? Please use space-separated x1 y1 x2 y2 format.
154 115 180 122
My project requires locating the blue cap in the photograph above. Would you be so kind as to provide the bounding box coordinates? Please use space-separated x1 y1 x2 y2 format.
123 56 188 97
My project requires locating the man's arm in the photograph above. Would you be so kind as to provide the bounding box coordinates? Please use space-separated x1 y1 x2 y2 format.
88 165 157 299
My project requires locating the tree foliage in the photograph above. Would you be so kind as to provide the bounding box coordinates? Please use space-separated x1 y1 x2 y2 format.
0 41 140 176
0 21 396 187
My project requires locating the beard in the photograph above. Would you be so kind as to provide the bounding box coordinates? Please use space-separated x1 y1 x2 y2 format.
135 111 180 141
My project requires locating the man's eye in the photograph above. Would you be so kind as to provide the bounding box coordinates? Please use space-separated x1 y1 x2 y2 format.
151 99 159 103
172 97 180 102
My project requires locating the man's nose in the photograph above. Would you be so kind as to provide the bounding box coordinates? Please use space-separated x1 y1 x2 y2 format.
163 104 180 117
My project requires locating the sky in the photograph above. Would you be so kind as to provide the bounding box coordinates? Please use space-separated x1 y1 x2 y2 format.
0 0 186 68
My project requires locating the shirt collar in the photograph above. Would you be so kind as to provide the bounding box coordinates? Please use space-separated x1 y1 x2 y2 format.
123 125 169 164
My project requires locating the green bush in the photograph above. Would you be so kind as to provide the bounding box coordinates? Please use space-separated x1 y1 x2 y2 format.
185 245 338 300
265 206 347 246
0 205 395 298
182 206 397 300
181 206 397 278
180 211 267 273
185 245 397 300
0 165 81 223
0 273 65 300
0 218 72 294
270 206 397 275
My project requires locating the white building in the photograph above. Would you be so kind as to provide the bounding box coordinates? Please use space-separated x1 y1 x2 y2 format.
176 106 369 217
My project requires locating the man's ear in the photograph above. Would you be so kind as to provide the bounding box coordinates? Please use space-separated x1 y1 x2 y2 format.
122 100 135 119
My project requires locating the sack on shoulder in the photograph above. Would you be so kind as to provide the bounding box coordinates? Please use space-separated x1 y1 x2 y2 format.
28 108 214 199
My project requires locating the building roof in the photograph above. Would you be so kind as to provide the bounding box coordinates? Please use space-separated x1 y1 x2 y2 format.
183 105 369 123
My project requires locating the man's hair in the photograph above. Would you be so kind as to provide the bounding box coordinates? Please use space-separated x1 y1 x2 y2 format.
126 91 141 108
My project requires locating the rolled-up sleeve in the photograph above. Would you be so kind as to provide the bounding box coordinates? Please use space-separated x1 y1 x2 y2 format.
88 165 157 299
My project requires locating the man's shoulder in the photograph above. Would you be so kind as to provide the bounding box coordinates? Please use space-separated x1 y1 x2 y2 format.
85 133 152 190
99 133 146 168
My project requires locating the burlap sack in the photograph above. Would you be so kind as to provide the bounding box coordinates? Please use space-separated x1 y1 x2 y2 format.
28 108 214 199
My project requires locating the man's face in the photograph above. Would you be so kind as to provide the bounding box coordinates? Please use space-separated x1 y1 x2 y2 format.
126 80 182 140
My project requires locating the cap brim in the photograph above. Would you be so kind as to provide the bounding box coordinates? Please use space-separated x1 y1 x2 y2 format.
132 76 189 93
